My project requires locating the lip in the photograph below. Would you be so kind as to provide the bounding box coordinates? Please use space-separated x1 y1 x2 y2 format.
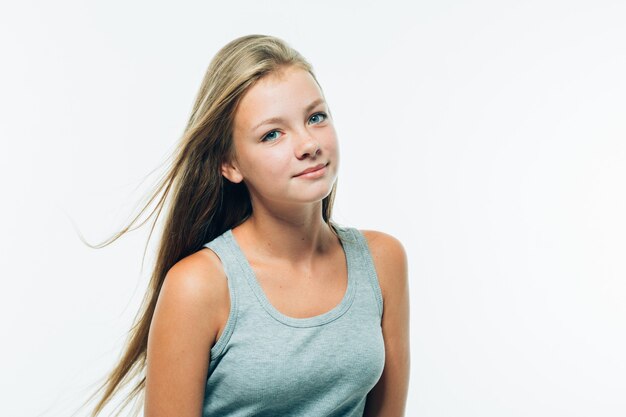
294 162 328 177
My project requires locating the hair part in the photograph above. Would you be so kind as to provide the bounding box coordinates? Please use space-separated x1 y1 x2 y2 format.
73 34 339 417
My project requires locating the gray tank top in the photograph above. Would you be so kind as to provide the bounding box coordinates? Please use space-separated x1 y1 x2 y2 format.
201 224 385 416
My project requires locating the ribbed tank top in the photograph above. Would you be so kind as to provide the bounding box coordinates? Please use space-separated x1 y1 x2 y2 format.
201 224 385 417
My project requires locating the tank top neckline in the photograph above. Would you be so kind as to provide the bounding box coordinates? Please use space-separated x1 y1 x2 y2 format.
223 226 358 328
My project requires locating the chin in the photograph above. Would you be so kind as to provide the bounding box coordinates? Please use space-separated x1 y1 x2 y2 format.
298 186 335 203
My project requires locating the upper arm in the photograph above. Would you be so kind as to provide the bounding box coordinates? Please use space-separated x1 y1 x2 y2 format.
361 230 411 417
144 249 228 417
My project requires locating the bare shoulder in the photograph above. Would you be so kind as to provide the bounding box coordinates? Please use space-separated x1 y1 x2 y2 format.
359 229 406 257
359 231 411 415
358 230 408 303
160 247 230 337
148 246 230 359
172 245 229 293
144 247 229 415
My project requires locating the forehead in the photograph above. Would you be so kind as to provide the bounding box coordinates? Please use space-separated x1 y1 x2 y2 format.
233 66 323 131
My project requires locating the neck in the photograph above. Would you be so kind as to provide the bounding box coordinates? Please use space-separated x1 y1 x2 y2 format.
232 200 336 269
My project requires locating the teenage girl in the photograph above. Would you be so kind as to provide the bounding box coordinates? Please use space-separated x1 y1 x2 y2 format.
82 34 409 417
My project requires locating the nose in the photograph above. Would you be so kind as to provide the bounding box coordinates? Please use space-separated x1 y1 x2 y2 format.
296 129 321 159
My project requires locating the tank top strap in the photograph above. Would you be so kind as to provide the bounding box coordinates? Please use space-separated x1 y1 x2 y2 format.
202 232 242 358
203 231 245 288
334 224 384 320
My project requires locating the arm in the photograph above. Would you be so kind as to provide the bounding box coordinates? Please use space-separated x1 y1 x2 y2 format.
144 249 229 417
361 230 411 417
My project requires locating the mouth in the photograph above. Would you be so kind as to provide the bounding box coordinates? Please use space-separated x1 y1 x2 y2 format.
294 162 328 177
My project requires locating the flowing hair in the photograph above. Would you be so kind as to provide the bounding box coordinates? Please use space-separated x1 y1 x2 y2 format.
73 34 339 417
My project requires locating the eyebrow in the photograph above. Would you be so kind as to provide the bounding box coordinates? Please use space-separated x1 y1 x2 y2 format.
251 97 326 131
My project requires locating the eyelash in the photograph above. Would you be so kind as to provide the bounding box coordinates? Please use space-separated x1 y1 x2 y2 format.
261 112 328 142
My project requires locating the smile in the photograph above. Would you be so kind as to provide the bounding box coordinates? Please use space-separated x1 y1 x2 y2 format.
294 163 328 179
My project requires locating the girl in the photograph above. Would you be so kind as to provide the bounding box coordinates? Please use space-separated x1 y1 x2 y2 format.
81 34 409 417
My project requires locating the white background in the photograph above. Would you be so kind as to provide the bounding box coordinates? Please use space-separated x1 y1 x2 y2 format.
1 1 625 416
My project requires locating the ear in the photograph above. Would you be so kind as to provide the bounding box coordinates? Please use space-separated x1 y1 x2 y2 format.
221 159 244 184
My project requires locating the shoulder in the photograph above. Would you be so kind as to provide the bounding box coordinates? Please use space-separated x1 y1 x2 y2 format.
358 230 411 415
358 229 408 303
358 229 406 257
164 247 228 304
144 248 229 414
154 247 230 342
358 229 408 270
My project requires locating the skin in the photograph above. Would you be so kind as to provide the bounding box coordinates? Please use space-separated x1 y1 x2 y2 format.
144 64 410 417
222 64 341 266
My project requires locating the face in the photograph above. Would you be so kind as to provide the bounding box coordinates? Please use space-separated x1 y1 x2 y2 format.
224 65 339 207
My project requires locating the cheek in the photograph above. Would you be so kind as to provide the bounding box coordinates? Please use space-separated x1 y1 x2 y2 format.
323 128 339 154
248 148 291 178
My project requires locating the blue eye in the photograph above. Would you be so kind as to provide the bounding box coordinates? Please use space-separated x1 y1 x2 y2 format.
309 112 328 124
261 112 328 142
261 130 282 142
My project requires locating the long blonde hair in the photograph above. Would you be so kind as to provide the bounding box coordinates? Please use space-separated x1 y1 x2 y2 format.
76 34 339 417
